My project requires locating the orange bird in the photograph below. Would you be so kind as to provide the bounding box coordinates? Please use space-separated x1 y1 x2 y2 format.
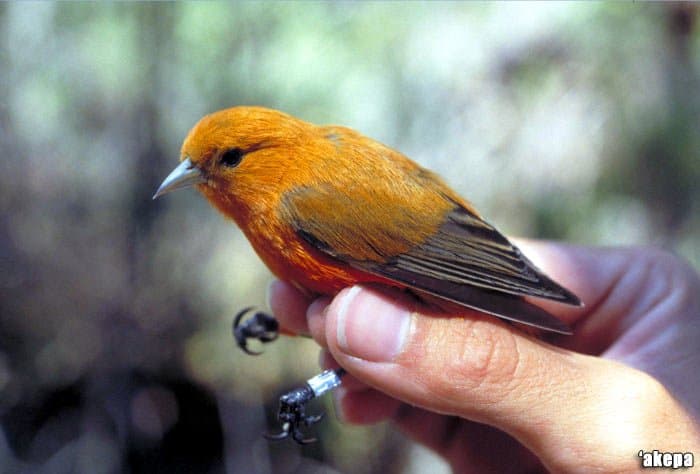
154 106 581 335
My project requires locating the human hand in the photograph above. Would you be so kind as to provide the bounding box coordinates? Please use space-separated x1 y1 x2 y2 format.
269 241 700 473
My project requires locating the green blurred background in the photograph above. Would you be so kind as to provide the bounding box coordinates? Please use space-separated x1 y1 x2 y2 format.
1 2 698 473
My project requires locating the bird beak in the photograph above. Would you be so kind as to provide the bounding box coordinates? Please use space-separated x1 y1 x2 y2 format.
153 158 206 199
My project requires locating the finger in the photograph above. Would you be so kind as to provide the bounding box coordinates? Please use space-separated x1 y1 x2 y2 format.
334 387 402 425
320 349 401 425
266 280 313 335
393 407 540 474
306 296 333 347
514 241 696 355
318 349 369 392
322 284 695 472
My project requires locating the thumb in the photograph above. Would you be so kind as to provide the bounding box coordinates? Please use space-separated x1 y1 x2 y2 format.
322 285 693 472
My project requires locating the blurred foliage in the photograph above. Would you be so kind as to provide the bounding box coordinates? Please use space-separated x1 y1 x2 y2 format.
0 2 698 473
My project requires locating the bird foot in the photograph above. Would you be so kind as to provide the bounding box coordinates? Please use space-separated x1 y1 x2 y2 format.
265 384 323 444
265 369 345 444
232 307 279 355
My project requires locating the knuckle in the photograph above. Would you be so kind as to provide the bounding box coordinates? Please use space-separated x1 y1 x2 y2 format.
635 246 700 317
419 317 521 405
637 246 684 278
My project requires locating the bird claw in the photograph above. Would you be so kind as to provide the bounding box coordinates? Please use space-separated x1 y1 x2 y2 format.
265 384 324 445
264 422 319 445
232 307 279 355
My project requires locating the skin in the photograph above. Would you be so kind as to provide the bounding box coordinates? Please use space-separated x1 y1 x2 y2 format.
270 241 700 473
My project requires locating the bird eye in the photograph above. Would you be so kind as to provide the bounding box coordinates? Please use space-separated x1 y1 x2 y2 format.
220 148 244 167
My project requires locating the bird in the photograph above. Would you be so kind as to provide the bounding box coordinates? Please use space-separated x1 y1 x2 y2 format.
154 106 583 443
154 106 581 336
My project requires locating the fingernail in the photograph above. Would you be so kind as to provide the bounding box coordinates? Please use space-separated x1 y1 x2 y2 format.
334 286 411 362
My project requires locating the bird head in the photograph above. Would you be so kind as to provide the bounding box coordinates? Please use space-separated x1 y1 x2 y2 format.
153 106 318 220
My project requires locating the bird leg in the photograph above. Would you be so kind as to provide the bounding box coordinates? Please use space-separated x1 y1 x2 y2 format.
232 307 279 355
231 307 346 443
265 368 346 444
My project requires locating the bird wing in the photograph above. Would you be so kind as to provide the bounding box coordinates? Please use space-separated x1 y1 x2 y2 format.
380 207 582 304
281 184 579 334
